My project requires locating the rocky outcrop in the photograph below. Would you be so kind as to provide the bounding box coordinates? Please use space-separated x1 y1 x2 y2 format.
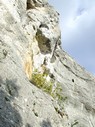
0 0 95 127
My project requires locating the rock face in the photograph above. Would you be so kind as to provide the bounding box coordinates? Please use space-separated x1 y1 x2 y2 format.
0 0 95 127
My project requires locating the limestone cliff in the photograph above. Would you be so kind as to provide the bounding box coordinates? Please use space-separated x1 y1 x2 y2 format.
0 0 95 127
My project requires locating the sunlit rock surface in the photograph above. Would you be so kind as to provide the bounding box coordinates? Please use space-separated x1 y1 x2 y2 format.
0 0 95 127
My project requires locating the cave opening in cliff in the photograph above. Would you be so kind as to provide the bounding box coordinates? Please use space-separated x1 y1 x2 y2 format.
35 29 51 54
27 0 34 10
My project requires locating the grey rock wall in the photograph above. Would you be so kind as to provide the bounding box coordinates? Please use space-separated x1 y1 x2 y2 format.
52 49 95 127
0 0 95 127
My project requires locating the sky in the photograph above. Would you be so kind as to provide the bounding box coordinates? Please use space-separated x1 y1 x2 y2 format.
48 0 95 75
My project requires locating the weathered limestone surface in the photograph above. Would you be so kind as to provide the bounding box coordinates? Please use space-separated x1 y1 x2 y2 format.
0 0 95 127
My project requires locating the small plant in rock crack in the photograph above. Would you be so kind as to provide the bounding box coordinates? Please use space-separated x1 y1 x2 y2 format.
31 69 69 119
31 70 53 95
30 69 64 103
51 82 64 102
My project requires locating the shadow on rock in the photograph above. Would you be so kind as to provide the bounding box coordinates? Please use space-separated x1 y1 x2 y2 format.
0 76 22 127
25 123 32 127
40 119 52 127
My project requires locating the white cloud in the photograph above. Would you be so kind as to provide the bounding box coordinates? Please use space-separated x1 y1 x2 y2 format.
49 0 95 74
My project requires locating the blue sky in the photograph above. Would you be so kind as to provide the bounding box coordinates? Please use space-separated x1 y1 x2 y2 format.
48 0 95 75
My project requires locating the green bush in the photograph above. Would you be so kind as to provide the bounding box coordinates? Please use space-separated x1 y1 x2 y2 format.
32 73 46 88
51 83 63 100
31 70 64 101
31 72 53 95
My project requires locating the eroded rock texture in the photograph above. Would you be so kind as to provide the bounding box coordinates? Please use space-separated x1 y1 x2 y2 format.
0 0 95 127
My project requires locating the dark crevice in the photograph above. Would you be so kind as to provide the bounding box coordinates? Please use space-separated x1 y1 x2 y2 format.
72 79 74 82
35 29 51 54
50 36 60 63
27 0 35 10
39 23 49 29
